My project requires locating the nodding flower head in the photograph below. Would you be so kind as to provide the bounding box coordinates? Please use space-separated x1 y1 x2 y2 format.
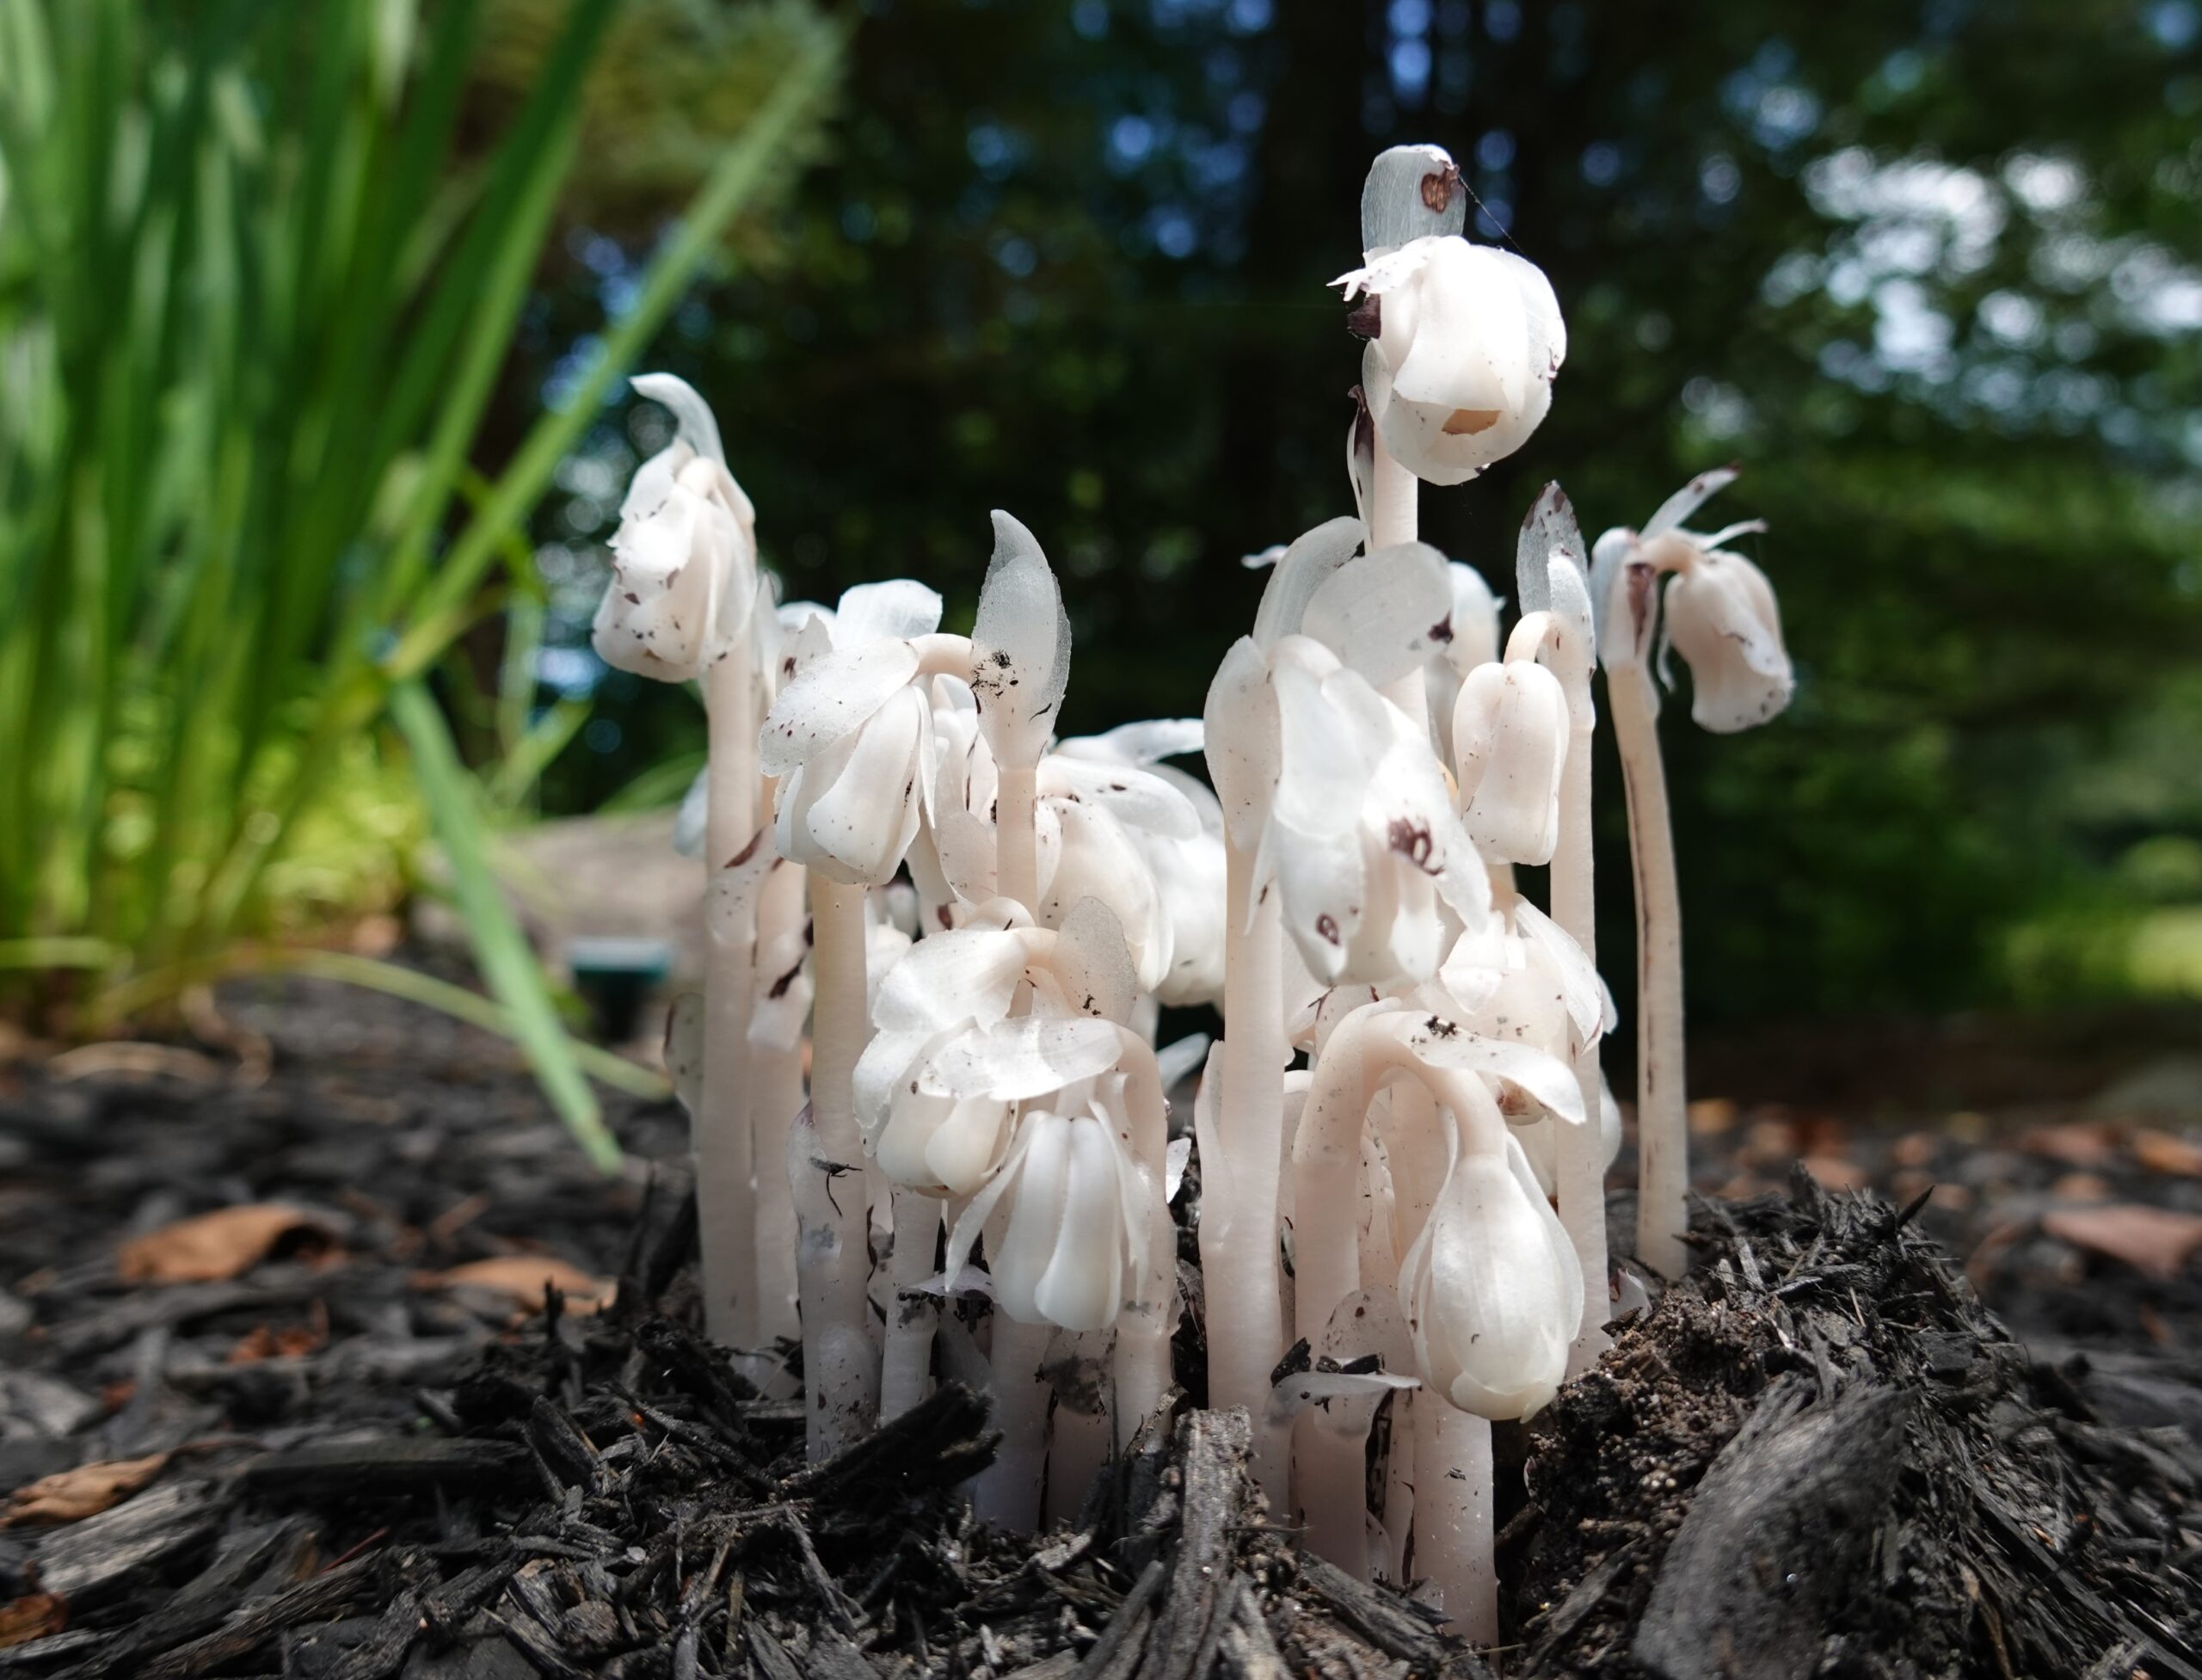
1450 656 1570 866
970 511 1072 770
1591 467 1793 734
1400 1129 1583 1420
1046 721 1227 1007
592 373 757 683
1336 147 1565 488
946 1092 1150 1333
760 580 952 885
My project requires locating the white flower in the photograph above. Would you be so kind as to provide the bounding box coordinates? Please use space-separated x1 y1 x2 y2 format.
1425 561 1503 766
760 581 951 886
1340 237 1565 485
1400 1130 1582 1419
1049 722 1227 1006
592 373 757 683
946 1093 1149 1332
1268 637 1489 987
1590 467 1793 734
1450 658 1569 866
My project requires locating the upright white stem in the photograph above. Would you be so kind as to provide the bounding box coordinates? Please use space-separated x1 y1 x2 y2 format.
1369 430 1429 726
1382 1392 1416 1584
996 761 1039 909
699 652 760 1353
1608 665 1689 1279
1205 834 1289 1507
1043 1328 1113 1530
801 875 878 1459
1550 710 1612 1374
752 848 805 1356
972 1314 1051 1529
1413 1401 1498 1645
879 1186 940 1418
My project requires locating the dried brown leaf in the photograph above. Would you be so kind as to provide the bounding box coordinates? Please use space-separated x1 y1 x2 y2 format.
427 1256 613 1314
2019 1123 2119 1171
0 1593 66 1648
2131 1129 2202 1178
2041 1204 2202 1282
117 1203 330 1284
2 1453 170 1528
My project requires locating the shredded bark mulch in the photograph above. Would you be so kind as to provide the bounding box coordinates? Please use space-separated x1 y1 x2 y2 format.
1 980 2198 1677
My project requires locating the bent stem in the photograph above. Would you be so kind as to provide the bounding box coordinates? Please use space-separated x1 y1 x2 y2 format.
700 651 760 1356
1607 663 1689 1280
1204 833 1289 1506
995 761 1040 910
803 874 880 1459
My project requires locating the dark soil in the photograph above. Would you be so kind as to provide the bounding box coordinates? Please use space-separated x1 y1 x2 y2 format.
1 978 2198 1678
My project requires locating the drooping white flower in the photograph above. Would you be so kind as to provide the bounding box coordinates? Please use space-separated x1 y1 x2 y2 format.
592 374 758 683
1268 637 1489 986
1450 659 1569 865
1590 467 1793 735
1400 1130 1582 1419
1049 721 1227 1006
1339 238 1565 486
1206 520 1491 991
760 581 956 886
945 1090 1149 1332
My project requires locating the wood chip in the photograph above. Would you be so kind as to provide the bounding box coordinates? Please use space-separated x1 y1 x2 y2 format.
117 1204 330 1284
2042 1204 2202 1281
0 1594 65 1651
1 1452 170 1527
424 1256 614 1314
2019 1123 2120 1171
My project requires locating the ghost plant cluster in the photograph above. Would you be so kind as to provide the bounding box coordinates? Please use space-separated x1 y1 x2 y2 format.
587 145 1793 1646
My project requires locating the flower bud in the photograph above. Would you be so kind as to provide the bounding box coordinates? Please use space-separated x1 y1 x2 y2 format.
1451 659 1569 866
1663 551 1793 733
1400 1134 1582 1419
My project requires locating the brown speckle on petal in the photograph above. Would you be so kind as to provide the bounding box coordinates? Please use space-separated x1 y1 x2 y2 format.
1420 163 1461 212
1315 913 1340 946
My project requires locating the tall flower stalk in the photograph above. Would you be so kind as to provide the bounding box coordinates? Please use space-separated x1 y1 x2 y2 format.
1592 470 1792 1279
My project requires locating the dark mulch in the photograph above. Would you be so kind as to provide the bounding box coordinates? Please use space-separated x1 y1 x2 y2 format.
1 978 2198 1678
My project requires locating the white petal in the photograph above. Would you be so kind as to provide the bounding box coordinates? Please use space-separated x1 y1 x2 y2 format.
1050 894 1142 1025
983 1112 1073 1325
760 638 922 777
1512 901 1613 1045
1251 516 1368 651
873 926 1028 1033
834 578 944 643
1300 541 1456 686
1038 756 1200 840
790 686 928 885
630 371 724 465
1442 562 1503 674
1387 239 1534 414
1452 660 1568 866
1165 1135 1192 1202
1273 643 1378 838
1202 637 1280 852
1665 551 1793 733
970 510 1072 766
1266 1367 1418 1431
1359 145 1467 255
1057 717 1203 766
1640 465 1740 542
1032 1116 1129 1331
918 1016 1124 1103
1405 1030 1586 1128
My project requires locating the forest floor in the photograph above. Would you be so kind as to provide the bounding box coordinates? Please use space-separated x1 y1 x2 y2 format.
1 975 2198 1678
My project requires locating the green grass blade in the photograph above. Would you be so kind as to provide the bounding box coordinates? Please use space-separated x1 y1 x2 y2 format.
389 677 622 1171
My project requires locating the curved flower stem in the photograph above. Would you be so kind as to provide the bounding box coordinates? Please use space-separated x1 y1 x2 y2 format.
1110 1031 1178 1449
879 1186 940 1418
1204 833 1289 1507
1607 663 1689 1280
700 649 760 1358
1551 711 1613 1375
1369 430 1430 729
802 873 879 1461
1292 1009 1505 1577
1414 1400 1498 1644
752 849 806 1358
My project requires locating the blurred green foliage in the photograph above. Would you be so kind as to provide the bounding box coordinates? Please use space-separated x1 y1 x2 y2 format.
529 0 2200 1025
0 0 836 1140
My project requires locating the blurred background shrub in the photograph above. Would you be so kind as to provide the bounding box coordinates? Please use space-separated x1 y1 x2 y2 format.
2 0 2195 1069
